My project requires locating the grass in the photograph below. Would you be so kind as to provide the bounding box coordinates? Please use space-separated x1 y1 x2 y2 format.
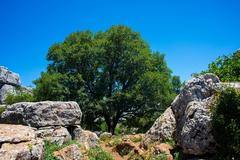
149 153 168 160
44 140 80 160
106 135 122 147
88 147 114 160
130 136 143 143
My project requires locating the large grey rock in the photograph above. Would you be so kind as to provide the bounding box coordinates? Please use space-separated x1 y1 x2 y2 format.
99 132 112 140
1 101 82 127
53 144 82 160
144 74 221 156
171 73 220 155
0 66 20 86
0 84 17 103
0 138 44 160
0 124 36 143
73 126 99 149
142 107 176 148
0 124 44 160
36 126 72 146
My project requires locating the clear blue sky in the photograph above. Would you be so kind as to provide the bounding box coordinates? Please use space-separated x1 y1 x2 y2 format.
0 0 240 86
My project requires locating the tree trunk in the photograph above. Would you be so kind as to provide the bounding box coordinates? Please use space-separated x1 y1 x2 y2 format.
107 122 117 135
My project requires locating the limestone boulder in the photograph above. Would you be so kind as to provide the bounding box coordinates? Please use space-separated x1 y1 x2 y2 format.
36 126 71 146
0 66 20 86
171 74 219 155
144 74 221 156
0 84 17 104
73 126 99 149
53 144 82 160
0 124 36 143
99 132 112 140
142 107 176 148
0 124 44 160
1 101 82 127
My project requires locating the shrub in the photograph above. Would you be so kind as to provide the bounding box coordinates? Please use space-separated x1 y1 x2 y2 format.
0 106 5 115
44 140 80 160
106 136 122 147
212 88 240 159
4 92 34 105
88 147 114 160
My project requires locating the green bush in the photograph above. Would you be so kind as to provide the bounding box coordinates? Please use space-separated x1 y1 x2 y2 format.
0 106 5 115
88 147 114 160
212 88 240 159
44 140 80 160
4 92 34 105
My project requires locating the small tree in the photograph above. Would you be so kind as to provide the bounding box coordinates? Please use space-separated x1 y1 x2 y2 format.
34 25 179 134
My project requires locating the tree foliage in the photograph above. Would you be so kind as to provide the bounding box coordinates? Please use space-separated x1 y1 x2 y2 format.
212 88 240 159
5 92 34 105
205 50 240 82
34 25 180 134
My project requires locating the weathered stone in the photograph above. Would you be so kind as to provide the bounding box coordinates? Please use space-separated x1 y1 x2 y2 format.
0 138 44 160
0 124 36 143
144 74 221 156
142 107 176 148
53 144 82 160
73 126 99 149
0 84 17 103
36 126 71 146
171 74 219 155
99 132 112 140
0 124 44 160
0 66 20 86
1 101 82 127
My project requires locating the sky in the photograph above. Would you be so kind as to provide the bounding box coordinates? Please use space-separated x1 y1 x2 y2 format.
0 0 240 86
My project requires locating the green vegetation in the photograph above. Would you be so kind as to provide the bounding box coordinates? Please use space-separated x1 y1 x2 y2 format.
149 153 168 160
34 25 180 134
88 147 114 160
212 88 240 159
204 50 240 82
0 106 5 115
44 140 80 160
4 92 34 105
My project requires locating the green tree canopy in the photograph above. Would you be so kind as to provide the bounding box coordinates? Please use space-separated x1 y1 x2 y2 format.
204 50 240 82
34 25 180 134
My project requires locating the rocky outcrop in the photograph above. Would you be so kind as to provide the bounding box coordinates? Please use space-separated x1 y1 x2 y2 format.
35 126 72 146
99 132 112 140
1 101 82 127
0 66 32 104
0 124 44 160
172 74 219 155
0 66 21 103
53 144 82 160
143 74 221 156
0 66 20 86
0 85 17 104
73 126 99 149
1 101 83 147
142 107 176 148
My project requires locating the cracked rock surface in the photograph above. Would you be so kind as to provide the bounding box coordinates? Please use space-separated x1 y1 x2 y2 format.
0 124 44 160
143 74 221 155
